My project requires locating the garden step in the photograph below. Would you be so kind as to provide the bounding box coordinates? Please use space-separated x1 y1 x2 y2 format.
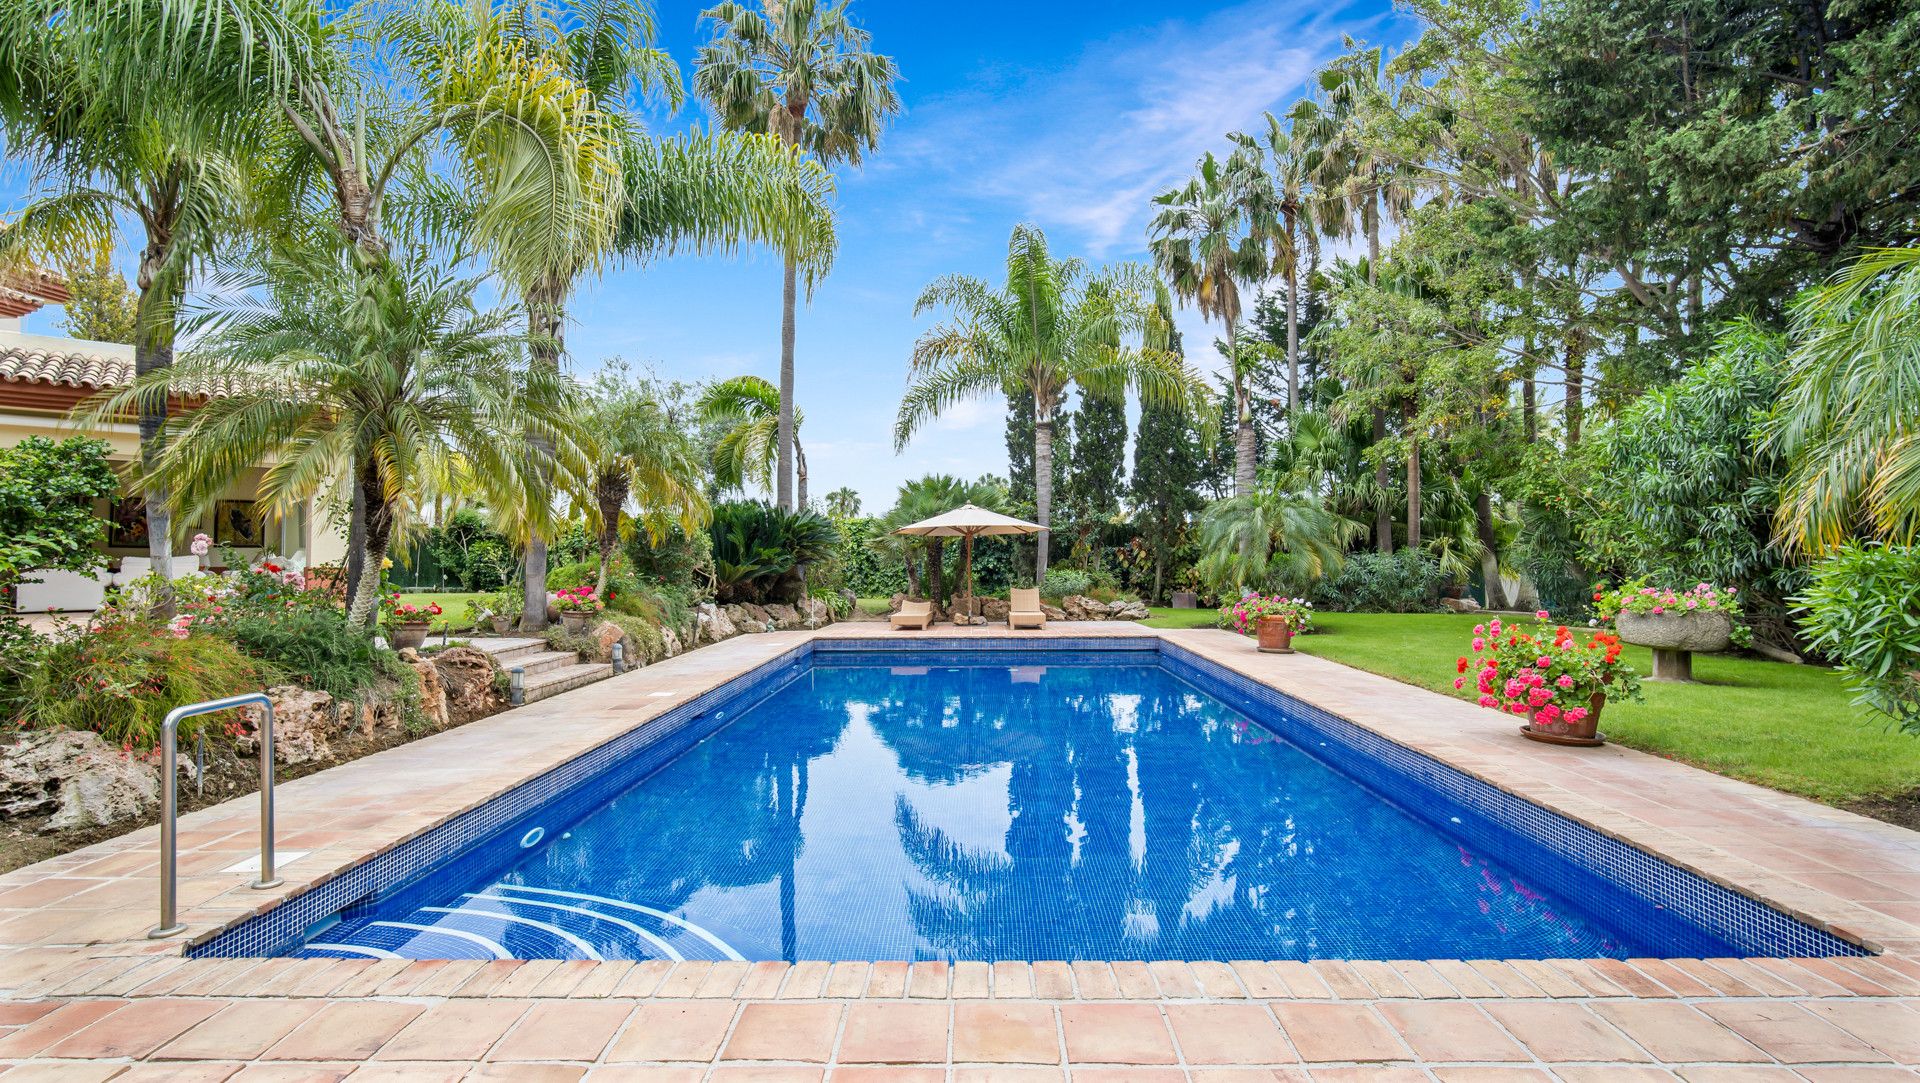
521 662 613 703
509 650 584 678
464 637 549 664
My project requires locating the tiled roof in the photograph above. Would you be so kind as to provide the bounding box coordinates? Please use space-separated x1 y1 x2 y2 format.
0 267 72 318
0 338 135 390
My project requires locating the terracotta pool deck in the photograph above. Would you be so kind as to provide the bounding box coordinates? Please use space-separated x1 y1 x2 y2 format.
2 621 1917 1081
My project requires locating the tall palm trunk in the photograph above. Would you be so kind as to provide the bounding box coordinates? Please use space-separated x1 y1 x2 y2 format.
927 537 945 607
594 469 629 595
794 433 809 511
777 254 798 510
1365 203 1392 554
1229 319 1256 496
520 276 566 632
1404 401 1421 548
346 466 395 629
1284 259 1300 415
1474 489 1506 609
345 473 366 605
1034 393 1055 583
133 232 177 610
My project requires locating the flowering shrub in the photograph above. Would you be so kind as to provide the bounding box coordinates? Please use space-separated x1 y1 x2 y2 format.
553 586 605 615
1221 593 1314 635
1455 613 1642 730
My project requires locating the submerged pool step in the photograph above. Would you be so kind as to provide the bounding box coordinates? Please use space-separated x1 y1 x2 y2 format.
295 885 746 962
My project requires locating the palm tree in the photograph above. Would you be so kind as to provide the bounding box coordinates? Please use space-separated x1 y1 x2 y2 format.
896 225 1210 582
577 371 711 595
1766 247 1920 554
1292 43 1417 552
1194 482 1355 597
0 17 255 592
697 374 812 505
1149 147 1277 496
1237 113 1321 414
823 486 861 517
91 247 577 628
877 475 1007 607
695 0 901 512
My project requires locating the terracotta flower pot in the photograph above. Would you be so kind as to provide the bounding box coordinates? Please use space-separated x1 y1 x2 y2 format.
1257 616 1295 654
390 621 430 651
490 614 515 635
1521 691 1607 747
559 611 590 635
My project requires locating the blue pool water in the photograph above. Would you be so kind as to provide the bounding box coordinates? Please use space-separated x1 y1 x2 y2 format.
241 645 1850 963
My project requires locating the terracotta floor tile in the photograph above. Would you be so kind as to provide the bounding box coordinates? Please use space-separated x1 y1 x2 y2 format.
1670 1069 1801 1083
43 997 221 1059
1548 1070 1680 1083
705 1070 823 1083
0 1067 150 1083
373 1001 530 1061
1590 1002 1769 1064
606 1001 737 1063
953 1002 1060 1064
833 1070 945 1083
1483 1001 1651 1062
1694 1001 1890 1064
1300 1068 1427 1083
1803 999 1920 1061
578 1069 704 1083
951 1070 1067 1083
1060 1004 1176 1065
159 1001 328 1061
1166 1003 1294 1065
342 1064 466 1082
1430 1070 1552 1083
1795 1068 1920 1083
721 1002 841 1063
838 1001 948 1064
1377 1001 1528 1062
0 1000 125 1057
1269 1003 1410 1063
225 1067 357 1082
265 1002 426 1062
467 1066 586 1082
1070 1071 1189 1083
491 1001 633 1061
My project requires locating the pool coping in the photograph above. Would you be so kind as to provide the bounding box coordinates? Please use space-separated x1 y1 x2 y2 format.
3 622 1917 970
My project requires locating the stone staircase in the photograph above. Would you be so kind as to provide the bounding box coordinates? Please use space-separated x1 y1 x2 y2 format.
467 637 612 704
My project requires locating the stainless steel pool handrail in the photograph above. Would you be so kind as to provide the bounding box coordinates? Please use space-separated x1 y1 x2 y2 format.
149 691 280 939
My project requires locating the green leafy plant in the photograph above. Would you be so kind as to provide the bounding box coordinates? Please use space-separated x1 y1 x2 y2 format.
708 501 840 604
1041 569 1091 599
23 614 271 749
1221 594 1314 634
1795 544 1920 735
0 436 119 596
222 607 393 701
1308 550 1443 613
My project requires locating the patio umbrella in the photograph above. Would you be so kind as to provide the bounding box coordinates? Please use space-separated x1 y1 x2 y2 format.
893 503 1042 624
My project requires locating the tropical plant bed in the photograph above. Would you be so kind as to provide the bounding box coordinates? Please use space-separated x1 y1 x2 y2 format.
1282 612 1920 826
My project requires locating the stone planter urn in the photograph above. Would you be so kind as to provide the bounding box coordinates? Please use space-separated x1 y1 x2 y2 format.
559 611 590 636
1171 590 1199 609
390 621 431 651
1256 617 1296 654
1616 609 1732 682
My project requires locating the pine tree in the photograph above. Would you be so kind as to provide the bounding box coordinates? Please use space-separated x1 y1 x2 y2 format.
55 252 138 344
1131 330 1206 603
1061 390 1128 567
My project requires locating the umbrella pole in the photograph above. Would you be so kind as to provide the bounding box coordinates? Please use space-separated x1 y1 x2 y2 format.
963 533 975 625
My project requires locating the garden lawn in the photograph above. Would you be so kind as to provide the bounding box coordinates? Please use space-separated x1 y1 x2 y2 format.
1282 612 1920 806
395 592 488 632
1144 606 1222 629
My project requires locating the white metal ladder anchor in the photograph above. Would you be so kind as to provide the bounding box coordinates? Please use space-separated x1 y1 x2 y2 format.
149 691 282 938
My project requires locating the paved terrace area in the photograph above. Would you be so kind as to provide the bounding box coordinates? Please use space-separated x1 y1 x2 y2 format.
2 621 1918 1080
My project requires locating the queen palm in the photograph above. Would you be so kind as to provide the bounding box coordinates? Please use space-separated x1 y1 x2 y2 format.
576 372 710 595
92 247 578 628
695 0 901 512
1149 147 1277 496
1237 112 1321 414
895 225 1210 582
1765 247 1920 553
0 19 255 590
697 375 811 506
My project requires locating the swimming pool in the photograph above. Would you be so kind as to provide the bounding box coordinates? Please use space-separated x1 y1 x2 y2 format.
197 639 1863 963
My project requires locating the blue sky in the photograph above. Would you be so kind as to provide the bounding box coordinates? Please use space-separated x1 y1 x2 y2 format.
3 0 1415 513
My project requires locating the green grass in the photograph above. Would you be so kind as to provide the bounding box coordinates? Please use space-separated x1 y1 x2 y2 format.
1144 606 1222 629
394 592 488 632
1266 611 1920 805
855 596 894 616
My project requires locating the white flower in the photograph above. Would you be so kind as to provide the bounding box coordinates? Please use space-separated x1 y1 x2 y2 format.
189 533 211 556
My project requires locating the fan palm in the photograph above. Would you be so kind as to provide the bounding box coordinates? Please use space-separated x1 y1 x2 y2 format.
0 15 257 590
877 475 1008 607
577 372 711 595
1194 481 1355 597
1149 147 1277 496
895 225 1211 582
88 247 577 628
823 486 861 517
695 0 900 512
697 375 810 504
1766 247 1920 554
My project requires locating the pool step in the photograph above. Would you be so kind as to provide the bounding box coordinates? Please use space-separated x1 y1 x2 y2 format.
296 885 745 962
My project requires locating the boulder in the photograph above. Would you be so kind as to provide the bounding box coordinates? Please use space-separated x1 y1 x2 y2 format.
722 604 754 631
593 622 626 661
1042 603 1066 622
1109 600 1150 621
765 603 801 629
979 597 1010 622
660 627 683 659
431 646 503 724
741 604 774 631
697 603 738 644
798 597 833 626
0 730 162 831
1062 595 1113 621
398 649 450 730
239 686 337 765
1440 596 1483 613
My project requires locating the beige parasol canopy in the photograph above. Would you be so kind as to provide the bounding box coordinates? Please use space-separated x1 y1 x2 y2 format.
893 504 1041 623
